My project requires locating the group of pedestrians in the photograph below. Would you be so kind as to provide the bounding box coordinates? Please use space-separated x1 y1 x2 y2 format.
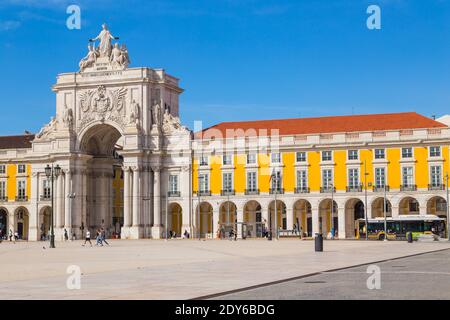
82 228 110 247
3 229 19 243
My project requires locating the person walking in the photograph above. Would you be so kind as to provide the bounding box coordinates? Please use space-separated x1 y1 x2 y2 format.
64 229 69 241
83 230 92 247
95 229 103 246
8 229 12 242
101 228 109 246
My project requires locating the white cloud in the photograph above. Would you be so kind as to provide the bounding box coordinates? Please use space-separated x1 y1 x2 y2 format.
0 20 21 31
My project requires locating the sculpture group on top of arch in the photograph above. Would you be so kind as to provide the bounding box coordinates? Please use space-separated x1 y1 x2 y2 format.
79 23 130 72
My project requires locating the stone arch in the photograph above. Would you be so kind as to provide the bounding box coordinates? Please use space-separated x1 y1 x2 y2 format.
344 198 365 238
39 206 52 241
79 123 123 157
268 200 286 232
14 207 29 240
195 201 213 238
293 199 312 237
371 197 392 218
318 199 338 235
0 207 8 238
399 196 420 215
426 196 447 218
219 201 237 226
243 200 262 238
168 202 182 237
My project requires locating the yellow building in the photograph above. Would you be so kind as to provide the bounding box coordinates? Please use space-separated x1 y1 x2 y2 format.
192 112 450 239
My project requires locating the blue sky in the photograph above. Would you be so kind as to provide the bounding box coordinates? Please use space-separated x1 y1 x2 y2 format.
1 0 450 135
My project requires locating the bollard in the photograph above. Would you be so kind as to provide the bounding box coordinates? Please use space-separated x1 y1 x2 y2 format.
315 233 323 252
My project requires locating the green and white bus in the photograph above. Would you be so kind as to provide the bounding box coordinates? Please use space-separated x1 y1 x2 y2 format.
356 215 446 240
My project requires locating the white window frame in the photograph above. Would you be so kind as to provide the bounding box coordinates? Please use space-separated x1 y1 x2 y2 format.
271 153 282 164
401 147 413 159
401 165 414 187
0 180 6 199
429 165 442 187
247 153 257 165
198 173 210 193
348 167 360 188
246 171 258 192
169 174 179 193
42 179 51 199
296 169 308 190
347 150 359 161
374 148 385 160
321 168 333 189
222 172 233 192
222 154 233 166
271 169 282 190
17 164 26 174
17 179 26 199
321 150 333 162
296 151 307 163
374 167 387 188
429 146 441 158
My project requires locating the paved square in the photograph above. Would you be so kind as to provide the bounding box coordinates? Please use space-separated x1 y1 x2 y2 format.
0 239 448 299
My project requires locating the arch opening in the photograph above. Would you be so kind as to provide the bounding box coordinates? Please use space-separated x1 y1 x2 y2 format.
243 200 262 238
293 199 312 237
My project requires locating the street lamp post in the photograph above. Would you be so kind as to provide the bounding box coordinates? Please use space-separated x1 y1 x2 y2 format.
364 161 369 241
383 183 388 241
45 164 61 248
446 174 449 241
331 183 334 239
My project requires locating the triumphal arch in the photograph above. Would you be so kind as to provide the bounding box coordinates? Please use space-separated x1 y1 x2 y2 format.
28 24 192 240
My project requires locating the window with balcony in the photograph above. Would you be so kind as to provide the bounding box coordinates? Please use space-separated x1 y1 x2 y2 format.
17 180 26 201
0 165 5 174
430 165 442 189
296 152 306 163
401 166 415 190
198 174 209 195
430 146 441 158
374 149 385 159
222 172 233 194
271 153 281 164
17 164 26 174
347 168 360 191
42 180 51 200
322 169 333 191
246 171 257 193
247 153 257 165
375 167 386 189
322 151 332 162
169 175 180 197
223 154 232 166
270 171 282 193
348 150 358 161
0 181 6 201
296 170 308 193
401 147 413 159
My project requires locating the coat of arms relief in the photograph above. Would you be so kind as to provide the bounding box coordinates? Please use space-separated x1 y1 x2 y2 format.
78 85 128 131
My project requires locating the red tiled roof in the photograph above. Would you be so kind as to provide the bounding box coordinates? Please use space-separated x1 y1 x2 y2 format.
195 112 446 139
0 134 34 150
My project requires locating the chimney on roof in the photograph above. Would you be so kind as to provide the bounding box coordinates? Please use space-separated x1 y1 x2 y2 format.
24 130 31 135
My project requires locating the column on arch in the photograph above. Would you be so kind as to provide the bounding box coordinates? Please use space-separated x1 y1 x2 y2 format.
64 170 73 232
151 165 163 239
28 172 39 241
